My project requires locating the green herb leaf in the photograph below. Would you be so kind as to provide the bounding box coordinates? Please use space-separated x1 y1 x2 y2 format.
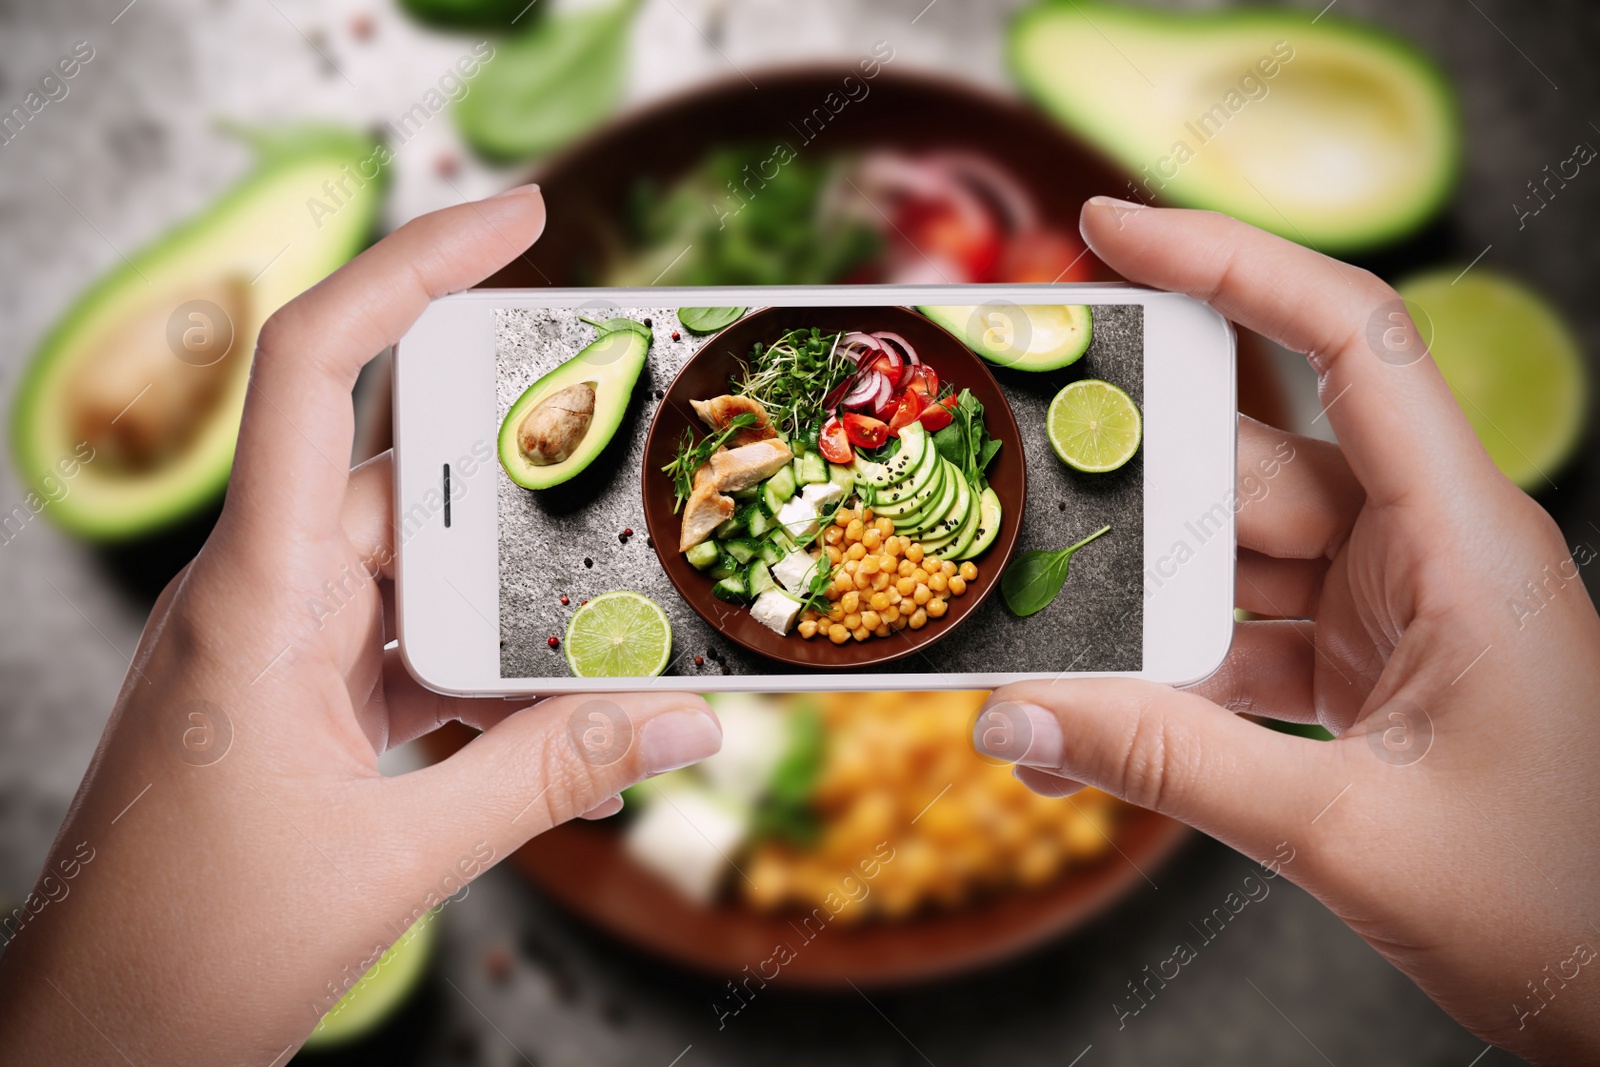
678 307 746 334
731 327 854 440
660 412 758 512
751 703 826 846
454 0 637 162
1001 525 1111 617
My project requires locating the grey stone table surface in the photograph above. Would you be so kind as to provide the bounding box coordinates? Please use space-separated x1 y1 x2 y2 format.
7 0 1599 1063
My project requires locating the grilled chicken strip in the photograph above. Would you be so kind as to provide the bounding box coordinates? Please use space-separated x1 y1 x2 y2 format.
691 395 778 448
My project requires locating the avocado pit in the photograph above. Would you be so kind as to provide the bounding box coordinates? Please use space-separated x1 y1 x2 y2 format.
517 382 596 466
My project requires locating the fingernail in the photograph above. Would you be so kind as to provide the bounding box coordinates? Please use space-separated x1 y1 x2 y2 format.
973 701 1063 768
1014 765 1086 798
579 794 624 820
1087 195 1145 211
639 710 722 774
490 182 541 201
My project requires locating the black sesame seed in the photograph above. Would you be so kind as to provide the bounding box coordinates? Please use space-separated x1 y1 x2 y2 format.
584 557 593 568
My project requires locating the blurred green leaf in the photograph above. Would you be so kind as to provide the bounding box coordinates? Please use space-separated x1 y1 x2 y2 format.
399 0 540 32
456 0 637 161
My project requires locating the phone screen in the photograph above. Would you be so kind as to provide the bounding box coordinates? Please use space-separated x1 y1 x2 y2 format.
493 303 1143 679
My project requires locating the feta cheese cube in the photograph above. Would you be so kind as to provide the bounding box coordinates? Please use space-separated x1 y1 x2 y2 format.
800 479 845 510
749 589 803 635
623 783 748 905
772 549 821 596
776 496 819 538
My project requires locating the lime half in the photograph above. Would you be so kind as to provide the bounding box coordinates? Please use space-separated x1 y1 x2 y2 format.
565 591 673 677
1047 379 1142 472
1397 269 1588 491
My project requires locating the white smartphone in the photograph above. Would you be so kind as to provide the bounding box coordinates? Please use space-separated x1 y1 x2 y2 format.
393 286 1235 695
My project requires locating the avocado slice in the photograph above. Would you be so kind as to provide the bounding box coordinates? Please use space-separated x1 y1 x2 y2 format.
498 323 650 489
919 305 1092 371
1009 3 1459 252
9 125 386 540
957 487 1003 561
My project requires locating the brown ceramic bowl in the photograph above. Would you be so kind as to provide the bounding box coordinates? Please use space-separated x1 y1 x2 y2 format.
640 306 1023 668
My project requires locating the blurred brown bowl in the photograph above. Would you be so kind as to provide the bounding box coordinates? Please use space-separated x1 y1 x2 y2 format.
642 305 1023 668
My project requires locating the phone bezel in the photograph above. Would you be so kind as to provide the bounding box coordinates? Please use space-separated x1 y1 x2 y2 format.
394 284 1235 695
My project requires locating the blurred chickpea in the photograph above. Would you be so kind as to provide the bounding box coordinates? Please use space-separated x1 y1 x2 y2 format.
896 576 916 596
913 584 932 606
886 587 902 606
862 528 882 551
873 623 891 638
840 590 860 614
959 561 978 581
844 612 862 630
825 545 843 565
823 525 842 546
852 625 871 642
834 509 853 528
882 605 901 624
869 591 891 612
859 556 880 576
911 567 930 585
891 613 909 630
942 561 957 577
861 610 881 630
798 619 819 639
909 608 928 629
827 604 845 622
897 559 915 578
801 608 818 623
906 543 924 564
871 571 891 592
948 575 967 596
927 597 948 618
846 543 866 561
828 623 850 644
928 572 948 593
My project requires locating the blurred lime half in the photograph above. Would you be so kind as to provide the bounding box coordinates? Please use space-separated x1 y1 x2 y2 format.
1398 269 1588 491
302 911 436 1050
566 591 673 677
1047 379 1142 472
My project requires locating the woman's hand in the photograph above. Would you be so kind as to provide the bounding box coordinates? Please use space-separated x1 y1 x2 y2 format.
979 199 1600 1065
0 185 723 1064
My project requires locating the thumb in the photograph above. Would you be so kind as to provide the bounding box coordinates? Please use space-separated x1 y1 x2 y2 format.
976 678 1338 864
396 692 721 869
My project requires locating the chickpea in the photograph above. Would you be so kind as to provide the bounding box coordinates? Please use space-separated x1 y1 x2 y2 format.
844 612 862 630
911 568 930 585
828 623 850 644
861 610 882 630
926 597 948 618
852 625 871 642
827 604 845 622
897 559 915 578
801 608 818 623
891 614 909 630
895 576 915 596
887 587 903 606
798 619 819 638
959 561 978 581
871 571 891 592
948 575 968 597
845 519 866 541
873 623 892 638
861 508 875 523
942 560 958 577
862 528 882 551
823 525 843 546
909 608 928 629
928 572 948 593
833 508 853 528
869 591 892 612
913 584 932 606
822 545 840 565
905 543 924 564
846 543 866 561
882 605 901 624
875 517 894 537
840 590 860 615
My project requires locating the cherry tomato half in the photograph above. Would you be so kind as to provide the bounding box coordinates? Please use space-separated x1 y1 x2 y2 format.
904 364 940 397
917 395 959 433
886 390 925 437
818 416 854 464
842 412 890 450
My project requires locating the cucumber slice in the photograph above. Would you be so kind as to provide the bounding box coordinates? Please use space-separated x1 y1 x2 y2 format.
725 539 758 565
761 465 797 514
799 452 829 485
747 560 778 597
712 575 748 602
771 527 798 553
708 556 739 580
828 462 855 497
747 508 776 538
713 516 744 540
730 485 760 502
686 540 721 570
757 541 785 565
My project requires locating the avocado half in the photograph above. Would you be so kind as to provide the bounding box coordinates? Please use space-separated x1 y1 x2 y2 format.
1009 3 1460 252
498 321 650 489
918 304 1092 371
9 124 386 540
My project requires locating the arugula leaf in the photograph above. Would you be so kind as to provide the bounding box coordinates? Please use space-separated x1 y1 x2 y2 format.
660 413 758 512
678 307 746 334
1001 525 1111 617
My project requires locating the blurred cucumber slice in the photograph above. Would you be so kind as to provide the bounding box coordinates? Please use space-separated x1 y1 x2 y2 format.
1397 269 1588 491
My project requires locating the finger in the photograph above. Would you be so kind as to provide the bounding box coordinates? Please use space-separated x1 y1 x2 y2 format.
578 795 624 820
395 692 721 868
378 646 521 749
1013 766 1086 798
1236 417 1363 560
342 451 397 581
1186 620 1318 723
1081 201 1495 509
1237 550 1325 618
231 186 546 530
975 676 1337 862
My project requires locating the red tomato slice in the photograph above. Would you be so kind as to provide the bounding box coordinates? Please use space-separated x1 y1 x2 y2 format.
900 200 1002 282
885 390 925 437
997 228 1093 283
917 397 958 433
904 365 940 397
842 413 890 450
818 417 853 464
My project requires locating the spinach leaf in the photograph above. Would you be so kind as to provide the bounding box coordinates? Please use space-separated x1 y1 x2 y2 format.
678 307 746 334
751 703 825 846
455 0 637 161
1001 525 1111 617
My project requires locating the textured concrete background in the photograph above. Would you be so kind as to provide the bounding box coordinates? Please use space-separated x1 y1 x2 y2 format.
496 306 1142 679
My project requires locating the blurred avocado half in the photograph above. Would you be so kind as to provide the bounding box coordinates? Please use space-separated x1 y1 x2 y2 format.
301 911 438 1050
1009 2 1460 253
9 124 387 540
